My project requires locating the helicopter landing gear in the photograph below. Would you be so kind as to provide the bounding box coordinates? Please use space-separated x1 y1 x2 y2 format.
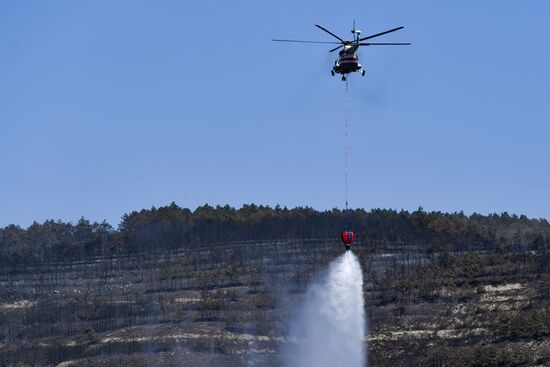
342 75 346 81
362 69 366 76
331 70 335 76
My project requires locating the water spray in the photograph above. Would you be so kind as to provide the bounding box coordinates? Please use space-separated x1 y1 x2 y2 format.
285 252 366 367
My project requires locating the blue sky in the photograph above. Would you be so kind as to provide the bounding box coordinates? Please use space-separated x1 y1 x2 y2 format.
1 0 549 227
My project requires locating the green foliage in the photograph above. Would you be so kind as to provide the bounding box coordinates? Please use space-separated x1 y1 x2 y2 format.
470 345 529 366
2 204 550 266
498 305 550 340
426 345 530 366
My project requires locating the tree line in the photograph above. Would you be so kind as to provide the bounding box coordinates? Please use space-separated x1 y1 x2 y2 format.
2 202 550 268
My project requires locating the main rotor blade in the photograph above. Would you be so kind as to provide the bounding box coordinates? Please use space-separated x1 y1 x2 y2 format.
314 24 345 42
359 42 411 46
329 45 344 52
359 26 404 41
272 39 341 44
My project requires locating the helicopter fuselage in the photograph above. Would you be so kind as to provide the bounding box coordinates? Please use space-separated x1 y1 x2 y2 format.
333 54 361 75
332 44 364 79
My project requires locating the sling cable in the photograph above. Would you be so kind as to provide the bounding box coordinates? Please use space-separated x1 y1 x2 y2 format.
341 80 355 251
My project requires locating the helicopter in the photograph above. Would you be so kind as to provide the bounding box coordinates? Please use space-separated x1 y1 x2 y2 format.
273 22 410 81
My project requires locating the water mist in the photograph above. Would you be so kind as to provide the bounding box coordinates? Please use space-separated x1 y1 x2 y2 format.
285 251 366 367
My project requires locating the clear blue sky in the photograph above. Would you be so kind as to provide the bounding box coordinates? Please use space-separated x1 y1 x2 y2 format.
1 0 549 227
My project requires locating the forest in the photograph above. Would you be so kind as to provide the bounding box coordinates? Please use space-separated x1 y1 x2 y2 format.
2 203 550 267
2 204 550 366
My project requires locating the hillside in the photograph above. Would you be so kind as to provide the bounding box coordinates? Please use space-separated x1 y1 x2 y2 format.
1 204 550 366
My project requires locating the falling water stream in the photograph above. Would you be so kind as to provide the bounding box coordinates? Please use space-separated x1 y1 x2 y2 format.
286 251 366 367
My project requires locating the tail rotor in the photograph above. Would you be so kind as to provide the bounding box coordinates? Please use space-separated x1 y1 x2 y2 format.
351 20 361 42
